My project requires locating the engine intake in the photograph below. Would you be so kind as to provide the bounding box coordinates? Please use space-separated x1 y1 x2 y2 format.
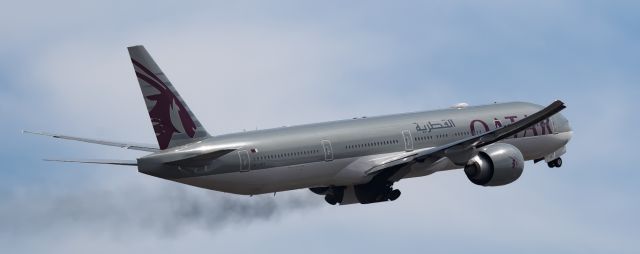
464 143 524 186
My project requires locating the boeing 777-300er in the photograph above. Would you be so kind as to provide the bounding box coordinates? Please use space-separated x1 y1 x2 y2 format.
26 45 573 205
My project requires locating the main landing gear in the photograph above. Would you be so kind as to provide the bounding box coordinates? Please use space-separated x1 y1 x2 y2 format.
324 187 401 205
547 157 563 168
388 189 401 201
324 193 341 205
314 185 402 205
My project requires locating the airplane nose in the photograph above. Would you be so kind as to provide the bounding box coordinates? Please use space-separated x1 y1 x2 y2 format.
550 113 572 146
555 113 572 135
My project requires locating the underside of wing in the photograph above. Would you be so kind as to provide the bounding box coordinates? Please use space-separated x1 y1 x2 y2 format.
364 151 420 176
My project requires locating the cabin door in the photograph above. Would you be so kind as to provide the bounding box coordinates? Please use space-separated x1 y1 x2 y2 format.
402 130 414 151
238 150 251 172
321 140 334 161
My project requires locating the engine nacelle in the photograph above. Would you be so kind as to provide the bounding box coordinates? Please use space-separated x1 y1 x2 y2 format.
464 143 524 186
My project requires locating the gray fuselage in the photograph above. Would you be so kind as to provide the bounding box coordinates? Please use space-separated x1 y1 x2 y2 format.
138 102 572 195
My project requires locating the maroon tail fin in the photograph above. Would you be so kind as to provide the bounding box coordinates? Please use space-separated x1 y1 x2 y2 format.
128 45 209 149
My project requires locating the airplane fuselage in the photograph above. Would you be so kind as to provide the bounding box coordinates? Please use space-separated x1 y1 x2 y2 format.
138 102 572 195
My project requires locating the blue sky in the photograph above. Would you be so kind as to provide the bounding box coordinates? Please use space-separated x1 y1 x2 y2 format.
1 1 639 253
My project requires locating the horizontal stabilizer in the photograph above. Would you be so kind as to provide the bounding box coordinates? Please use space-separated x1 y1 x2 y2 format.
44 158 138 166
23 130 159 152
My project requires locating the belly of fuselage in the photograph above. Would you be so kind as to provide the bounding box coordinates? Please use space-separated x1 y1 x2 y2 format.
173 157 359 195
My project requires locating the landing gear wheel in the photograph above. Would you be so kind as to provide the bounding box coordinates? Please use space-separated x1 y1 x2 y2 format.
547 158 563 168
325 194 338 205
388 189 401 201
554 158 563 167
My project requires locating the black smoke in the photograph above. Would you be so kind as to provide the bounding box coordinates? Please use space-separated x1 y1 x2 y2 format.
0 183 323 238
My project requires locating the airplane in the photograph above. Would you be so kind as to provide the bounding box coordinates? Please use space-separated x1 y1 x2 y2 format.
26 45 573 205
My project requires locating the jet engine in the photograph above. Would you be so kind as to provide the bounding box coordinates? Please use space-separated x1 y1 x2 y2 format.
464 143 524 186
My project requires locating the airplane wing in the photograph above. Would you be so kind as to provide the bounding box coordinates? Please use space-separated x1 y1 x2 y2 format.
43 158 138 166
365 100 566 177
23 130 160 152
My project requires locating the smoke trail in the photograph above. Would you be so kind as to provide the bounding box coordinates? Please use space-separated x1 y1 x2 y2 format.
0 183 323 237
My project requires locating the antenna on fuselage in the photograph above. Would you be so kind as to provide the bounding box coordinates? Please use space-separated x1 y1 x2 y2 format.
451 102 469 109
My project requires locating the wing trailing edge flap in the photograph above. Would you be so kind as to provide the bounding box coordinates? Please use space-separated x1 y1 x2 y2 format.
364 152 419 176
365 100 567 177
363 147 444 176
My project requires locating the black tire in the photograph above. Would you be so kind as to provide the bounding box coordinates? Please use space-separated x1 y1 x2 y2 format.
389 189 401 201
547 162 555 168
325 194 338 205
554 158 563 168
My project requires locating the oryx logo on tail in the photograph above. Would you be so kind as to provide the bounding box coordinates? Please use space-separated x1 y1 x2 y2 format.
128 46 209 150
132 59 196 149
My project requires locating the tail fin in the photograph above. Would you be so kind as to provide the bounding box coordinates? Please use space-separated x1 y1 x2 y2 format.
128 45 209 150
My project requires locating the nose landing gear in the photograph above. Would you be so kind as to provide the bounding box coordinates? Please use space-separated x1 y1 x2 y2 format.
547 157 563 168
